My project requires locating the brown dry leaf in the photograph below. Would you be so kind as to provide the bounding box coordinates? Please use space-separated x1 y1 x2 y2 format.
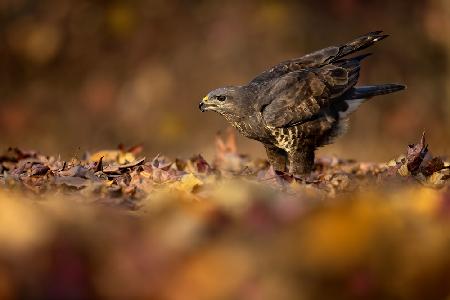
190 154 212 174
103 157 145 173
406 132 428 174
30 164 49 176
60 165 89 178
126 144 144 156
54 176 91 189
420 157 445 177
151 155 173 170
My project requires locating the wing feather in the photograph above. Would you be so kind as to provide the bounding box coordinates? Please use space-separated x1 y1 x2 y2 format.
261 63 358 128
249 31 385 85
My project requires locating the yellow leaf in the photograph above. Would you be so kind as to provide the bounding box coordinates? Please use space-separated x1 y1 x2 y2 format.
89 150 136 164
141 171 151 178
118 152 136 164
397 164 409 176
176 174 203 193
426 172 445 187
90 150 120 162
386 159 397 167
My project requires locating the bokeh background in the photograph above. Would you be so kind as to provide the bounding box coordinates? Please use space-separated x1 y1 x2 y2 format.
0 0 449 161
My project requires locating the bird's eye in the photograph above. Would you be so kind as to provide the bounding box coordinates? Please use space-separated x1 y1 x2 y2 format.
217 95 226 101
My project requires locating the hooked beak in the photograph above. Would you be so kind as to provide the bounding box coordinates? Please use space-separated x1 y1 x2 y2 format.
199 95 209 112
199 102 206 112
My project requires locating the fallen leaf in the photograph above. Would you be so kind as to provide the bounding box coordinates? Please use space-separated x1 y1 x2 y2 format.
30 164 49 176
406 132 428 174
176 173 203 193
420 157 445 177
95 156 104 172
103 157 145 173
54 176 90 188
397 164 410 177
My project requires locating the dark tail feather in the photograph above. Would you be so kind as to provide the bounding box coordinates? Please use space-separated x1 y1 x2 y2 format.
347 84 406 99
330 31 388 62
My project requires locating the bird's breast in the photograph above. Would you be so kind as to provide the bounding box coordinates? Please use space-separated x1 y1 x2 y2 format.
225 114 269 142
231 120 257 138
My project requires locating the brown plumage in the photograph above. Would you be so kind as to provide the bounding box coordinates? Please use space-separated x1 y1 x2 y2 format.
199 31 405 175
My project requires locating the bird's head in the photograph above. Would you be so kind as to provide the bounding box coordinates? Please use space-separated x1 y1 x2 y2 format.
199 86 244 116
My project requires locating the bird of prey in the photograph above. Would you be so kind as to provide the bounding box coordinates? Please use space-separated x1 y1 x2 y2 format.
199 31 405 175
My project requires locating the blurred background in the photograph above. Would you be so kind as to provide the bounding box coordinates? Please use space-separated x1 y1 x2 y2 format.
0 0 449 161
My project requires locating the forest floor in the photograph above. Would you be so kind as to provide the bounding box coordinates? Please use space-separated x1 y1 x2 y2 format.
0 131 449 300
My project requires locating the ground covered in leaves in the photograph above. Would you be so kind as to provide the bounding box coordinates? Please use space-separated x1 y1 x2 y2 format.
0 132 449 300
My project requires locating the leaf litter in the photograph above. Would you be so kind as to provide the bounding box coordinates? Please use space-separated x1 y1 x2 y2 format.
0 132 449 299
0 132 448 208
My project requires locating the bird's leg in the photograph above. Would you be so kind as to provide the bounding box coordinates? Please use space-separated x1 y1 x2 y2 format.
264 144 287 172
288 147 315 175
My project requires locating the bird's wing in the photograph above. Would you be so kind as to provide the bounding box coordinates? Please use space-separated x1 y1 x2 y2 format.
261 59 360 128
249 31 387 85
